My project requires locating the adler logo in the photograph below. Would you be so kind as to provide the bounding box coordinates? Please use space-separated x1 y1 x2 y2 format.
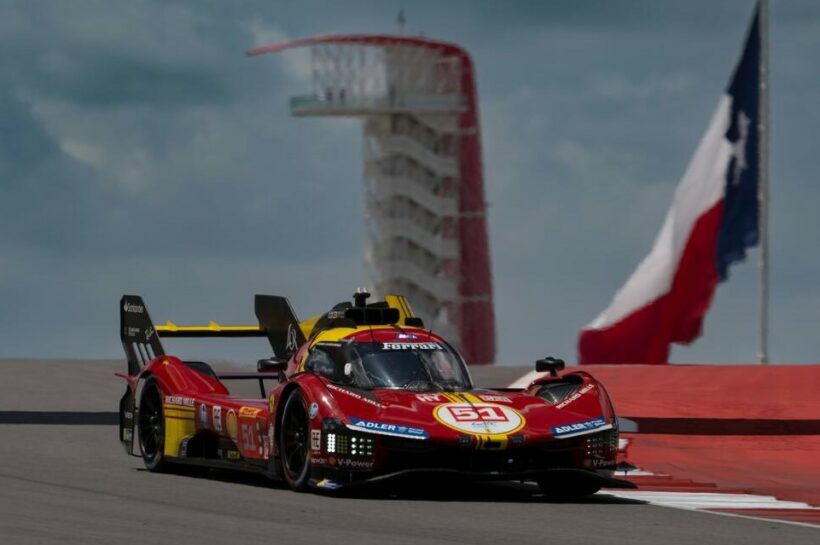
122 301 144 314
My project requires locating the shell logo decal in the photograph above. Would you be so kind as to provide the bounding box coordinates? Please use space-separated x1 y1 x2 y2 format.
226 409 238 441
433 403 525 435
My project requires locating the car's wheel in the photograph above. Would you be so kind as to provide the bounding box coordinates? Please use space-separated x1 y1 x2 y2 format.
138 378 170 472
537 479 600 501
279 389 311 491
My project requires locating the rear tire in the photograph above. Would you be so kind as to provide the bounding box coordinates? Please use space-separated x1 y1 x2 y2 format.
279 389 311 491
138 378 170 472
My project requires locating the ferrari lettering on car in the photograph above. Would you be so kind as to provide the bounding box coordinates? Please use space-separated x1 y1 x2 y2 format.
381 342 442 350
116 291 633 498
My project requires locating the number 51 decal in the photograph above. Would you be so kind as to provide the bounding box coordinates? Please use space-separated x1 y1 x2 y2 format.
447 405 509 422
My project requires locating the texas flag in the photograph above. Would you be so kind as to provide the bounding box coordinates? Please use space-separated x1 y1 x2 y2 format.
578 5 762 364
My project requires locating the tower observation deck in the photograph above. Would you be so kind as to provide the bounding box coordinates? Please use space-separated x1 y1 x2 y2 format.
248 35 495 364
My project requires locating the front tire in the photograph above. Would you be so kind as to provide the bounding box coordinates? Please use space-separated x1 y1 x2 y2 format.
138 378 170 472
279 389 311 491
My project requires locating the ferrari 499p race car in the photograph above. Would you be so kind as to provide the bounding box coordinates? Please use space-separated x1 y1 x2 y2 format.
118 290 634 498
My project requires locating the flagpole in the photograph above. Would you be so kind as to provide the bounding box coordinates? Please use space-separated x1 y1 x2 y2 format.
758 0 770 365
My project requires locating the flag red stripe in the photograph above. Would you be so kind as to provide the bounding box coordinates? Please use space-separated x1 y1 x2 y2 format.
579 201 724 364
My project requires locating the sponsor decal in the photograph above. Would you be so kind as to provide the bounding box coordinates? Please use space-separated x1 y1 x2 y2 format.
124 326 141 338
311 456 329 465
226 410 238 441
477 394 512 403
179 437 190 457
198 404 208 426
433 403 525 435
144 326 155 341
268 395 276 415
336 458 374 470
239 406 262 418
396 332 417 340
285 323 300 353
212 406 222 432
240 422 256 450
555 384 595 409
416 393 444 402
309 402 319 419
348 418 428 439
311 429 321 451
226 450 241 460
381 342 442 350
268 423 276 456
326 384 382 407
552 417 609 438
122 429 133 442
591 458 616 469
122 301 144 314
164 395 195 407
314 478 340 490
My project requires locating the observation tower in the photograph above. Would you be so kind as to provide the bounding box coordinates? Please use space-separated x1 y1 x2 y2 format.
248 35 495 364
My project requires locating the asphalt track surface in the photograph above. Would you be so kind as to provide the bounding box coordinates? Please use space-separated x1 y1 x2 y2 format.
1 359 817 545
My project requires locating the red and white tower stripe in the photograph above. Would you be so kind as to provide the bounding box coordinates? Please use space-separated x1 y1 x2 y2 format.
248 35 495 364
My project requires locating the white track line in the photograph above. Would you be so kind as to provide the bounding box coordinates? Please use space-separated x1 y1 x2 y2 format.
604 490 816 510
603 489 820 529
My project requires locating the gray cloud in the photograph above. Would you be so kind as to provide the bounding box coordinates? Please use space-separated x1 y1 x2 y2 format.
1 0 819 366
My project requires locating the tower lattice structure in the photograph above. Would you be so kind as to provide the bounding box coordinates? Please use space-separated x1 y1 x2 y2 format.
249 35 495 364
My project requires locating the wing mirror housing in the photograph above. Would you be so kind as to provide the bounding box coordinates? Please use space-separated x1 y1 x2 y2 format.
257 357 288 373
535 357 565 377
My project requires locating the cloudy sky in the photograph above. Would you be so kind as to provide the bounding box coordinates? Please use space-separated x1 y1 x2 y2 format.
1 0 818 365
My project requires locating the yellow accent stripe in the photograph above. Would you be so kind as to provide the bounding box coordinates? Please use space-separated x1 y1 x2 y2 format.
164 408 196 421
460 392 483 404
475 434 509 450
157 321 261 334
163 404 195 412
399 297 412 319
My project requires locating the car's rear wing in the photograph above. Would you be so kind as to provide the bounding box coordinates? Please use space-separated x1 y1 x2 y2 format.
121 295 166 376
119 294 307 376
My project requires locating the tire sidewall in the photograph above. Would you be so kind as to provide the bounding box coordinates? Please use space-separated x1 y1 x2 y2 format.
279 389 311 491
138 378 168 472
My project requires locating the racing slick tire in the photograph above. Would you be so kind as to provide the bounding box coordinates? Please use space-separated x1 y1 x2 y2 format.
279 389 311 491
537 478 601 501
138 378 171 473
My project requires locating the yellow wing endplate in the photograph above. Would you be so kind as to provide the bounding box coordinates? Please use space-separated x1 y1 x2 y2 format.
385 294 416 322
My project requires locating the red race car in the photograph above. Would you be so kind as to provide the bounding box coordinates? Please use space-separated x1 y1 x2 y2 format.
118 290 634 498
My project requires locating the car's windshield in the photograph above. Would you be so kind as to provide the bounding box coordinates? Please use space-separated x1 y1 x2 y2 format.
345 341 472 392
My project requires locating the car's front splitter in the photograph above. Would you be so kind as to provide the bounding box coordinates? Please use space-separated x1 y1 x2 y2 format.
310 467 636 491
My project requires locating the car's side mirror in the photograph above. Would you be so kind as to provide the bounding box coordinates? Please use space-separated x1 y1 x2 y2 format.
535 357 565 377
257 357 288 373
